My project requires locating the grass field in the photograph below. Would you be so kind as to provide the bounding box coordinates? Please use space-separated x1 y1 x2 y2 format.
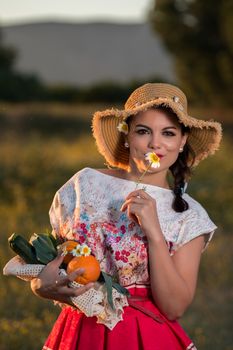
0 103 232 349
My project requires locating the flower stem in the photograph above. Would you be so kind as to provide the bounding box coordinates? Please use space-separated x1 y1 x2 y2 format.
135 162 152 189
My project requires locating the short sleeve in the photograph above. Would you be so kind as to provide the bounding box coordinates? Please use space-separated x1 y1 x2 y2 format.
49 173 78 239
174 205 217 253
49 191 62 237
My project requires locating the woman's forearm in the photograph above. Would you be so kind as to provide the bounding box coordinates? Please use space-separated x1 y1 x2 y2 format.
30 277 52 299
31 278 77 309
147 232 192 320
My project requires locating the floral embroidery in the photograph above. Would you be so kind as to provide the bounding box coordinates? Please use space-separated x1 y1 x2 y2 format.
120 225 126 234
115 250 130 262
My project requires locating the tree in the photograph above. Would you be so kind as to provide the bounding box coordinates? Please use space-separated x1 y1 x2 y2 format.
149 0 233 105
0 26 45 101
0 29 17 72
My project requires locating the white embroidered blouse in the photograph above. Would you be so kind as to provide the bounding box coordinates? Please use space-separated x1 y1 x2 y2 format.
49 167 217 287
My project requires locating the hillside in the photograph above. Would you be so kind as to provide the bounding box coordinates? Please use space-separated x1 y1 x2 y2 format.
2 22 175 86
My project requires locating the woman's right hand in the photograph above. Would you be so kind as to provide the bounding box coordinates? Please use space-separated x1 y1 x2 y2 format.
30 253 94 305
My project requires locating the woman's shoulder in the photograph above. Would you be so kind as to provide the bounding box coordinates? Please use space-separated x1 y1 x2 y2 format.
95 167 125 178
49 168 98 211
72 167 123 178
60 167 98 186
56 167 121 194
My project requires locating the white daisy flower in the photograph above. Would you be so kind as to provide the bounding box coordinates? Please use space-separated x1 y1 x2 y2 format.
80 244 91 256
145 152 161 168
71 244 82 257
117 121 128 135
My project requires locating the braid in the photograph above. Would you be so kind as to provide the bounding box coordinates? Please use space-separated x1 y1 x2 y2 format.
170 144 194 212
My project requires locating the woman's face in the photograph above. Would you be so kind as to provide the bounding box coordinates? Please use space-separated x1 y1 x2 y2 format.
127 108 188 174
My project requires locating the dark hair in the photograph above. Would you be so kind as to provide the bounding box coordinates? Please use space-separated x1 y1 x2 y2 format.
169 142 195 212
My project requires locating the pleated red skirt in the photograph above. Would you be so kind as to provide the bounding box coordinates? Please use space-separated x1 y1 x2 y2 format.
43 287 197 350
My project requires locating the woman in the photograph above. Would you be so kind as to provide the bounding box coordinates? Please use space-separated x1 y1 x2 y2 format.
19 84 224 349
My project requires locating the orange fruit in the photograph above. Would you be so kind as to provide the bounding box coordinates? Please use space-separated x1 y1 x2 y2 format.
60 240 79 264
67 255 101 285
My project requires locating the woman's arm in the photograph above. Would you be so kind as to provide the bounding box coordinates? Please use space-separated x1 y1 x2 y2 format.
148 233 204 320
121 189 205 320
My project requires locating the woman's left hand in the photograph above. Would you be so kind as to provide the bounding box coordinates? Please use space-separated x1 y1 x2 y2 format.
120 189 162 240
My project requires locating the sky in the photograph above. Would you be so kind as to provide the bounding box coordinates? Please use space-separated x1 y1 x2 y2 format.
0 0 154 25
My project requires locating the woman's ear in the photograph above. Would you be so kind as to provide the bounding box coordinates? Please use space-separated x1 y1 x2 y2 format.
181 133 188 149
124 136 129 148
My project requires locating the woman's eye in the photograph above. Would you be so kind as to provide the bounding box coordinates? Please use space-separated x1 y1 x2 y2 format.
136 129 150 135
163 131 176 136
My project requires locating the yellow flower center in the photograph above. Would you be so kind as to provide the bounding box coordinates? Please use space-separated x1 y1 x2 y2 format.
150 153 160 164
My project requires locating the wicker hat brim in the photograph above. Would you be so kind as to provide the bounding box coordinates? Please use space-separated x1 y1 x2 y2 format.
92 97 222 169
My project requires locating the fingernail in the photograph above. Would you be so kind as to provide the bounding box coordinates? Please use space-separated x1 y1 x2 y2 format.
87 282 95 288
77 268 85 273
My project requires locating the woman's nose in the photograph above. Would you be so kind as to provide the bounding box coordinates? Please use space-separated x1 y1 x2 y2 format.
148 135 162 149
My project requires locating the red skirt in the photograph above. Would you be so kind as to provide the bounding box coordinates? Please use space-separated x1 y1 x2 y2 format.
43 287 197 350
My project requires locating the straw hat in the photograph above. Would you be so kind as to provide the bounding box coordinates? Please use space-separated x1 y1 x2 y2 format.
92 83 222 170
